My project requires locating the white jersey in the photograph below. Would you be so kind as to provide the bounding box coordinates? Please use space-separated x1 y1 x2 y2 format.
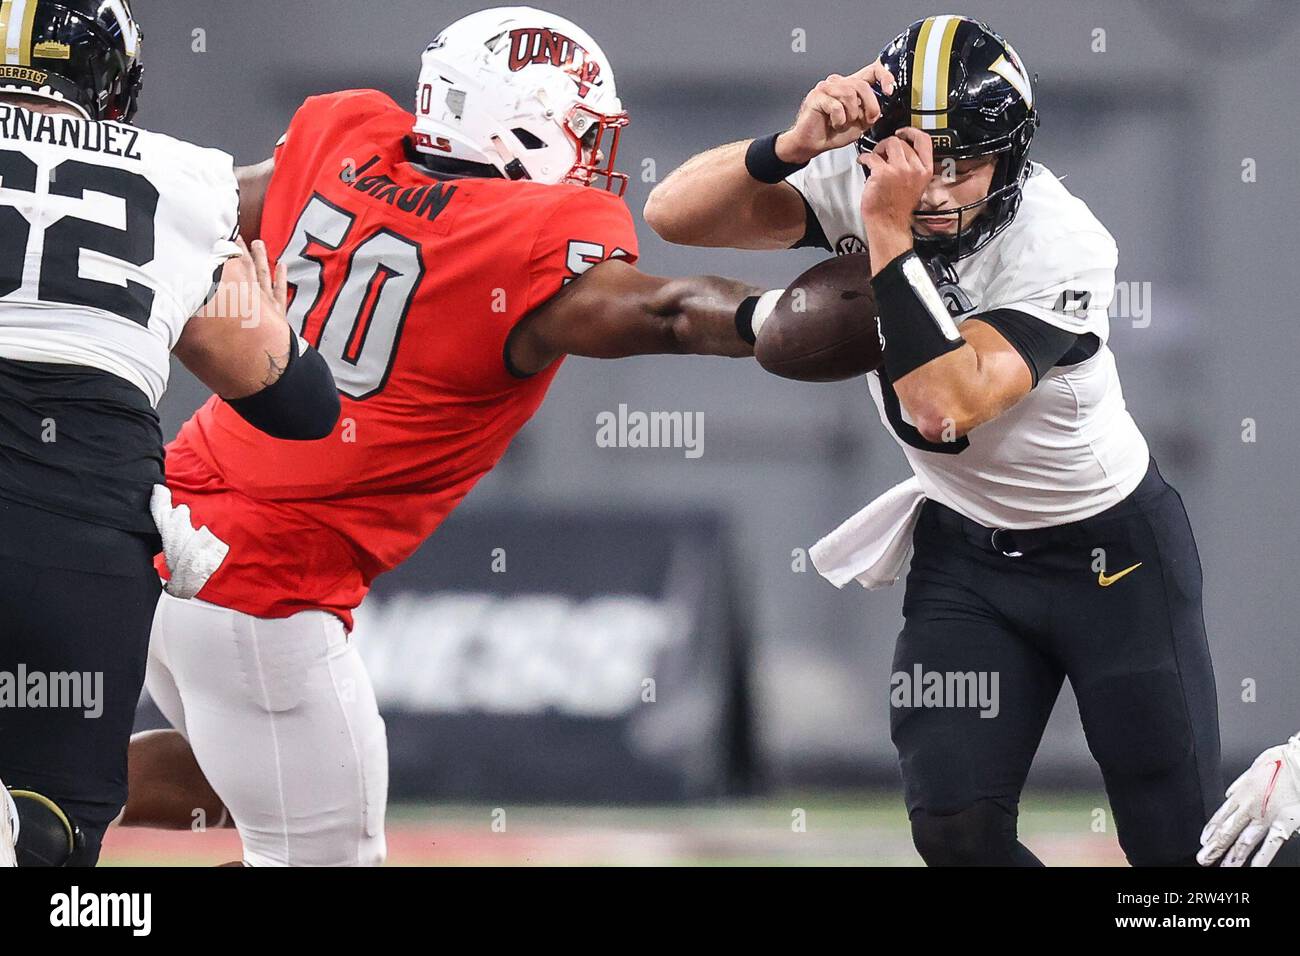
787 149 1150 529
0 104 240 406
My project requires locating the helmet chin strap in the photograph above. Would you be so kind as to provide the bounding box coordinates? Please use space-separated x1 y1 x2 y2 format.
487 135 530 181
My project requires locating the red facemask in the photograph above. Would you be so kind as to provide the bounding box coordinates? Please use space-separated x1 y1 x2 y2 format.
562 104 629 197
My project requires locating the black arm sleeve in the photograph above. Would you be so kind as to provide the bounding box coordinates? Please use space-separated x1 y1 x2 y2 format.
791 191 832 251
226 335 341 440
975 308 1092 387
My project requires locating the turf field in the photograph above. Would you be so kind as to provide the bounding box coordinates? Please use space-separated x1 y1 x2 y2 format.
99 790 1128 866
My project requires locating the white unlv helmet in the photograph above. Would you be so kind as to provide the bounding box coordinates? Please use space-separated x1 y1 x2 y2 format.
413 6 629 195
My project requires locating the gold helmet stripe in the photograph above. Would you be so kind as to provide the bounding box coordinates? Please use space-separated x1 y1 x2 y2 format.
911 15 963 130
909 16 937 122
17 0 38 66
0 2 13 64
0 0 37 66
0 0 38 67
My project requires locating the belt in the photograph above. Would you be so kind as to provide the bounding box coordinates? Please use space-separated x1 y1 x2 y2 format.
922 458 1163 558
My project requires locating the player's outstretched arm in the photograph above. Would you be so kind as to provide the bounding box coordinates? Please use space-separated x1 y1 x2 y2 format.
506 258 761 376
174 239 340 440
644 63 892 249
1199 733 1300 867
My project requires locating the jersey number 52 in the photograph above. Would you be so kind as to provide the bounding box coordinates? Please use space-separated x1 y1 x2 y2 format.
0 149 158 326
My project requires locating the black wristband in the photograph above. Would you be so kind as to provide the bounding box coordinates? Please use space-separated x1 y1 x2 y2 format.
871 251 965 381
228 335 341 441
734 296 760 345
744 133 809 184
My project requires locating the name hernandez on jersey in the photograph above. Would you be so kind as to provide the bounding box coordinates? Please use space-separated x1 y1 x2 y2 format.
787 148 1149 529
162 90 639 627
0 104 240 406
0 106 143 158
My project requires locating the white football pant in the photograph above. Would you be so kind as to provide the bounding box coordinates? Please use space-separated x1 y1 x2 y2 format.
145 593 388 866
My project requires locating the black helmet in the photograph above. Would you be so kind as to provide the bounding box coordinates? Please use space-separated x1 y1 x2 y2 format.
859 15 1037 261
0 0 143 122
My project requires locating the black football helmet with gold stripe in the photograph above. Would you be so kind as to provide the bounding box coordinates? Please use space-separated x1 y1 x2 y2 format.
859 15 1037 261
0 0 142 122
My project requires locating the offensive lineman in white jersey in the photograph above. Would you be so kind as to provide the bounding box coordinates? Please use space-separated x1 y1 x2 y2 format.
647 15 1231 865
0 0 339 866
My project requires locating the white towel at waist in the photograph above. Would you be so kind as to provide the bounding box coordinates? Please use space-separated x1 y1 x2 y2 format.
810 477 926 589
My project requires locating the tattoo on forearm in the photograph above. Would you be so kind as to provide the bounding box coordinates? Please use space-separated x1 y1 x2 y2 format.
262 347 290 388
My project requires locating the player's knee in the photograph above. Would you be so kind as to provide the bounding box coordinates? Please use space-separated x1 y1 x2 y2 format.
910 799 1020 866
1077 670 1193 777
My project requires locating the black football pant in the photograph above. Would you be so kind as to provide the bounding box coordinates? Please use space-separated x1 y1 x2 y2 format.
890 459 1222 866
0 497 159 865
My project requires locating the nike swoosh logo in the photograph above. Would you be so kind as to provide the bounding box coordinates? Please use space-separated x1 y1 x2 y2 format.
1098 562 1142 587
1262 759 1283 815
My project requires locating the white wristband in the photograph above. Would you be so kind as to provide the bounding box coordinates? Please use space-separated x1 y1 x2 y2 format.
750 289 785 338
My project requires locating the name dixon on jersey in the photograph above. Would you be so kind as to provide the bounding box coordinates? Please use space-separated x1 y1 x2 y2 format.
340 154 456 223
0 104 142 160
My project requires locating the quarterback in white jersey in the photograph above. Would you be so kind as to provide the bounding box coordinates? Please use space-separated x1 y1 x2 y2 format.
788 148 1148 528
0 0 339 867
649 15 1230 866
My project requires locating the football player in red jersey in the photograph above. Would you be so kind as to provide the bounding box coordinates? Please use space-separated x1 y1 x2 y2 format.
118 7 853 865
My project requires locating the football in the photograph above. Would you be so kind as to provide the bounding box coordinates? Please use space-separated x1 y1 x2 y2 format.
754 253 883 382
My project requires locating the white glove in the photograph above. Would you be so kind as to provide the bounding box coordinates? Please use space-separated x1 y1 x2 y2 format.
1198 733 1300 867
150 485 230 600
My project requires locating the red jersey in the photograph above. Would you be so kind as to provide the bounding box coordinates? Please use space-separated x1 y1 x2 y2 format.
163 90 638 627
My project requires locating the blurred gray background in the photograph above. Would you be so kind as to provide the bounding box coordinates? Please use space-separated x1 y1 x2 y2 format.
138 0 1300 789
